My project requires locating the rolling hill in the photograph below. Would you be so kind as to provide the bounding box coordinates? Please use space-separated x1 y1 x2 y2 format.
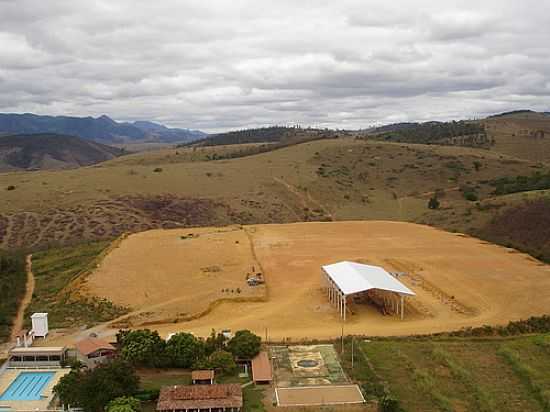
0 113 206 144
189 126 346 147
0 133 124 172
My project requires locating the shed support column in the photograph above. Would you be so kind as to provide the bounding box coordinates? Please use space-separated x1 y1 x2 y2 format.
344 295 346 321
400 295 404 320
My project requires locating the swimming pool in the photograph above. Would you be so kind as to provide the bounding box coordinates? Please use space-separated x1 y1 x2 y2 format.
0 372 55 401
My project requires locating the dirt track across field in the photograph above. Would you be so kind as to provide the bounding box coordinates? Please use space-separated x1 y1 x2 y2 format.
45 221 550 344
10 254 35 341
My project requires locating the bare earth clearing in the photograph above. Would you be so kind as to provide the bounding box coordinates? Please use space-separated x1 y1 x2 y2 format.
84 226 265 326
45 221 550 344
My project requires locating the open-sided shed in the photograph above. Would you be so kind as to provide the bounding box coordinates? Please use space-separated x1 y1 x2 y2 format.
322 261 415 320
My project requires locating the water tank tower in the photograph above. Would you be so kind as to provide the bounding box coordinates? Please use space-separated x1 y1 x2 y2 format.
31 312 49 338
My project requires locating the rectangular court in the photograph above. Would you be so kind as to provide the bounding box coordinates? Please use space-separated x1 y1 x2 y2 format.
276 385 365 407
270 344 365 407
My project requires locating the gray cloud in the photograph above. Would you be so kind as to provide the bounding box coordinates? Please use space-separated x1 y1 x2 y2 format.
0 0 549 131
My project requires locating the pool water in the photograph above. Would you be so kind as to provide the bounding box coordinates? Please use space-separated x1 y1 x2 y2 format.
0 372 55 401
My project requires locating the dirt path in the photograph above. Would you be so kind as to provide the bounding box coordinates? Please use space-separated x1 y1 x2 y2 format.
273 177 334 220
10 254 35 341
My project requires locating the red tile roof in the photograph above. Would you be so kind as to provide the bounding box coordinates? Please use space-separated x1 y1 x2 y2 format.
75 337 116 356
157 384 242 411
252 351 272 382
191 370 214 381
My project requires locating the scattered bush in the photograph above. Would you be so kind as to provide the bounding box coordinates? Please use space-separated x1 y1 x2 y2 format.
106 396 141 412
153 167 163 173
5 185 15 191
428 197 440 209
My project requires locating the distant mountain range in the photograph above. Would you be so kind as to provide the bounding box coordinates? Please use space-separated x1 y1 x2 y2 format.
0 113 206 143
0 133 123 172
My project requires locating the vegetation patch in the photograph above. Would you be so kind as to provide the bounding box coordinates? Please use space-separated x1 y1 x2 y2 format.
490 171 550 195
480 198 550 262
0 251 26 341
26 241 128 328
343 335 549 412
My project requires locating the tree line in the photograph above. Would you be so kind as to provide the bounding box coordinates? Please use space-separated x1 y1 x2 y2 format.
53 328 262 412
371 120 486 144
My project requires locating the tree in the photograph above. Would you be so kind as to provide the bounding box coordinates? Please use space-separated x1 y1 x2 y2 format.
208 350 237 374
227 330 261 360
53 359 139 412
428 197 440 209
106 396 141 412
165 332 206 368
52 369 83 407
119 329 167 367
204 329 227 355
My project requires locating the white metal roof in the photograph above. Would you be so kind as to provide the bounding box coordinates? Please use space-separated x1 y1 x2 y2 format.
322 261 415 296
10 346 65 354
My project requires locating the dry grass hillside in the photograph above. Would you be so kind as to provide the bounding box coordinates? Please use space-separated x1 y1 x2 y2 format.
484 112 550 162
1 123 549 260
0 138 541 253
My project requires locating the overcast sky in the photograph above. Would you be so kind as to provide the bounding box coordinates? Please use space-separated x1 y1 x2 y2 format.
1 0 549 132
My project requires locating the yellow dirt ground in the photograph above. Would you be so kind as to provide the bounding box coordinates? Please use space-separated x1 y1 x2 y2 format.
49 221 550 343
83 226 265 325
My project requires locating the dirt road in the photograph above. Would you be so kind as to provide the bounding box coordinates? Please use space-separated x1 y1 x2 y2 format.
9 254 35 341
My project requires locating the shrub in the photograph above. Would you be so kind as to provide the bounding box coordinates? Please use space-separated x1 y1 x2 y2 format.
428 197 440 209
106 396 141 412
153 167 163 173
6 185 15 191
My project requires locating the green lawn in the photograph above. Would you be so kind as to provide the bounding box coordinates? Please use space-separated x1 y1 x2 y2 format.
339 334 550 412
26 240 128 328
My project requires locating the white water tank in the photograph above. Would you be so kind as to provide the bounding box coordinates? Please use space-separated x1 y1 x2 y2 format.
31 312 49 338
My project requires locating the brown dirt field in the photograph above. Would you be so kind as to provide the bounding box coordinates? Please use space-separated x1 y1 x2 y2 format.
83 226 266 325
44 221 550 345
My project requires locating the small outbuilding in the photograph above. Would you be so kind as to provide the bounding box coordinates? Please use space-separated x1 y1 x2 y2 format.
322 261 416 320
31 312 49 338
157 384 242 412
191 369 214 385
75 337 116 369
251 351 272 384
